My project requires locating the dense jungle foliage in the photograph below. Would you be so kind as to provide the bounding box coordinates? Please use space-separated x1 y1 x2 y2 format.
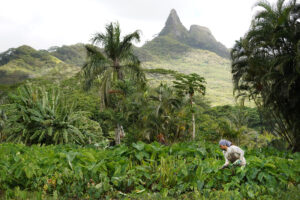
231 0 300 151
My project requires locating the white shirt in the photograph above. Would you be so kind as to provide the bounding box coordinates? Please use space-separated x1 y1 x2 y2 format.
222 145 246 167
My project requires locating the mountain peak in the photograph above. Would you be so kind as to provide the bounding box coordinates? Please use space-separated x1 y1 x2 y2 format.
169 9 178 18
159 9 188 38
166 9 181 26
189 25 212 35
149 9 230 58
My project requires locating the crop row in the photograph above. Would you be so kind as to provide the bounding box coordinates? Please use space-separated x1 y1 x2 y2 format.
0 142 299 199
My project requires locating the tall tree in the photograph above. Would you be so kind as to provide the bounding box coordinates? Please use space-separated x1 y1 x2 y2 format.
231 0 300 151
0 109 6 142
173 73 206 140
148 83 183 141
82 22 145 144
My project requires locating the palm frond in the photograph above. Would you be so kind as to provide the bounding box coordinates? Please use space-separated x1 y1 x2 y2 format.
118 30 141 59
82 44 110 90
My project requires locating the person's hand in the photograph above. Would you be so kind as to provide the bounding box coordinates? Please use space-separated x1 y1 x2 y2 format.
233 160 241 166
219 165 227 170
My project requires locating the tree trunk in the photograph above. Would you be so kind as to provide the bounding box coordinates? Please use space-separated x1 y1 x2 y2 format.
116 68 123 80
258 109 264 134
113 59 124 145
114 60 123 81
192 113 195 140
293 134 300 152
115 124 121 145
156 85 162 117
115 124 125 145
190 94 196 140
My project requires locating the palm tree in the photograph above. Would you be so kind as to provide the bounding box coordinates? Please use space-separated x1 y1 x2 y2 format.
148 83 183 140
173 73 206 140
82 22 145 144
231 0 300 151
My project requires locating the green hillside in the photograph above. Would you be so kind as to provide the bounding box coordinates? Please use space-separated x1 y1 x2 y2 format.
0 45 80 85
133 9 234 106
48 43 87 66
136 46 233 106
0 43 234 105
0 9 234 106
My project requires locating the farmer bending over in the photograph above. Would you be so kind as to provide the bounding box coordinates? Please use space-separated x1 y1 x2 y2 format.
219 139 246 169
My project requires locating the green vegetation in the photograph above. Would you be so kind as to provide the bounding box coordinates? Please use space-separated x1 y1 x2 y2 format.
138 36 191 61
0 45 80 85
0 10 234 106
48 43 87 67
0 142 299 199
231 0 300 151
0 0 299 199
82 22 146 145
139 48 233 106
0 109 6 141
143 68 179 75
173 73 206 139
132 10 233 106
1 85 102 145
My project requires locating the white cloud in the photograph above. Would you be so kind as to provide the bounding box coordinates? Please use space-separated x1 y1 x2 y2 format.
0 0 288 52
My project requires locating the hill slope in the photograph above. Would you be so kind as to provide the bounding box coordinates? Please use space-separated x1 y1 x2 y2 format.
0 9 234 105
136 47 234 105
48 43 87 67
0 45 80 84
134 9 234 105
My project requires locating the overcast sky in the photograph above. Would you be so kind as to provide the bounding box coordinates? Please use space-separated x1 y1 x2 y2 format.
0 0 284 52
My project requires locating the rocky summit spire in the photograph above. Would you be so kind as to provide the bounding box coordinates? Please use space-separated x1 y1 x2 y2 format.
159 9 188 39
155 9 229 58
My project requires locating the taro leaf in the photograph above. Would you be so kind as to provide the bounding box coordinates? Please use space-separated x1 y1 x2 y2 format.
258 172 267 183
250 168 260 180
132 141 145 151
24 167 33 179
161 188 169 197
196 147 207 157
114 146 128 156
66 152 78 170
247 190 255 198
111 176 121 186
264 163 276 169
135 152 144 161
181 167 188 177
57 179 63 185
196 180 204 191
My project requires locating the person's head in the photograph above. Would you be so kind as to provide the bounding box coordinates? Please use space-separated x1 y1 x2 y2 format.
219 139 232 150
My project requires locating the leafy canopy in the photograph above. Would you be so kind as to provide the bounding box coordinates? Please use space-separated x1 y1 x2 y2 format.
82 22 146 107
231 0 300 151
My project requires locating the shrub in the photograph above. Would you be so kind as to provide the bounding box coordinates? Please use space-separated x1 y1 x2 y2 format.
2 85 102 145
